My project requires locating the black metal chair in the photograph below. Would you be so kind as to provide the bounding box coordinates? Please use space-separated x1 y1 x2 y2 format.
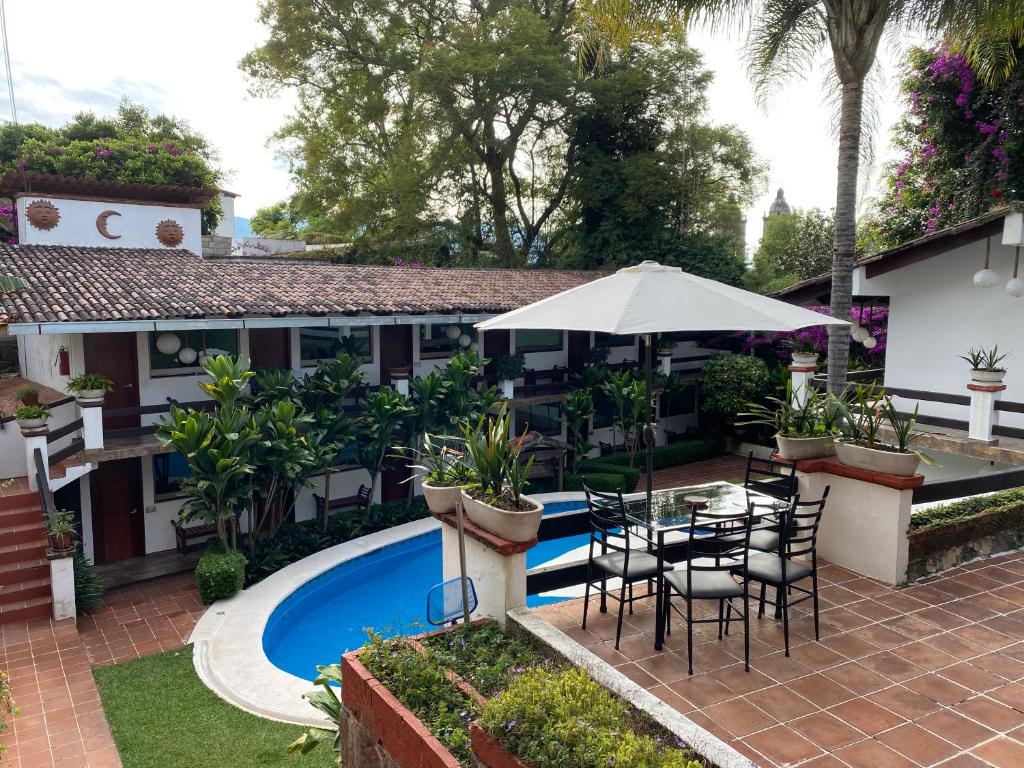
744 451 798 501
736 488 830 656
663 503 754 674
581 481 673 649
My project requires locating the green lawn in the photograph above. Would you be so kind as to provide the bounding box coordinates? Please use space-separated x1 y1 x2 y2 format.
93 646 335 768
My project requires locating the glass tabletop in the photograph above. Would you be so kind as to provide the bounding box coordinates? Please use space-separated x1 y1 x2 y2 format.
621 481 788 534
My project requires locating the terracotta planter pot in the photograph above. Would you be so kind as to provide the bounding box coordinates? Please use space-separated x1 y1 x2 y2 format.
775 433 836 460
791 352 818 367
836 440 921 477
461 490 543 543
970 369 1006 384
421 482 462 516
49 532 74 554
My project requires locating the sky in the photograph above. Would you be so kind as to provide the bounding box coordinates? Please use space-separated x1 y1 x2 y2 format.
2 1 923 246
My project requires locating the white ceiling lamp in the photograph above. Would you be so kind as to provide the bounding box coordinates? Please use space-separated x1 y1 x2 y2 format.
156 332 182 355
851 326 869 343
177 347 198 365
1007 246 1024 297
446 324 462 340
458 333 472 348
863 336 878 349
974 238 1000 287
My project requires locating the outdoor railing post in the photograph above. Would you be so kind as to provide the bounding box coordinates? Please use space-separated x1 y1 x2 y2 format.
80 400 105 450
967 381 1004 443
788 364 815 407
22 427 50 492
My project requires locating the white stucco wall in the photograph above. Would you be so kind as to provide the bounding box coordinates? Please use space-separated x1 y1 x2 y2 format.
215 194 235 239
863 235 1024 431
17 195 202 254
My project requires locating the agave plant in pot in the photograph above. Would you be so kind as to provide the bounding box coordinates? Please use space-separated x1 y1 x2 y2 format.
788 338 819 367
404 433 473 515
66 373 114 404
48 508 77 554
459 405 543 542
739 385 842 460
960 345 1008 385
835 385 929 477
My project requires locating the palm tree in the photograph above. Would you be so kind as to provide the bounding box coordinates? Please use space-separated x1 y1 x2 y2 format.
671 0 1018 393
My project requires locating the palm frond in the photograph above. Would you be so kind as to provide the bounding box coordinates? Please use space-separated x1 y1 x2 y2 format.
745 0 827 100
574 0 686 71
916 0 1024 84
0 275 26 293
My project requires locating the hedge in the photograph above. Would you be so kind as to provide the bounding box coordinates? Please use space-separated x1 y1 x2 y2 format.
196 549 247 605
579 437 724 473
910 488 1024 530
565 473 627 493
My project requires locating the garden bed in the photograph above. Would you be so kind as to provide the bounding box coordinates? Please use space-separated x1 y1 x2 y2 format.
340 620 709 768
907 488 1024 581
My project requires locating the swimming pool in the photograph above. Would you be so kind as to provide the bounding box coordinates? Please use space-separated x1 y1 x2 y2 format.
262 500 589 681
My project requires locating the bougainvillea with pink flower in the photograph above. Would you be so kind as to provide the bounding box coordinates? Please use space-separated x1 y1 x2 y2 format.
865 46 1023 249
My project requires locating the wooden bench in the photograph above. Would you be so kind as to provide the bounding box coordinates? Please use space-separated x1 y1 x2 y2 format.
313 484 371 516
172 518 239 553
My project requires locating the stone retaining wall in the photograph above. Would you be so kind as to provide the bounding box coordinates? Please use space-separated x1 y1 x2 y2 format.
907 504 1024 581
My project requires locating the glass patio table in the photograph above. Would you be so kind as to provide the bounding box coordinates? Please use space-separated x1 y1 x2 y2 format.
620 481 789 650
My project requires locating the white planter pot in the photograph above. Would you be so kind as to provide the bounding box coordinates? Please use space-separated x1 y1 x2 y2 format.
75 389 107 404
775 434 836 461
421 482 462 516
501 379 515 399
970 369 1006 384
461 489 543 543
17 417 48 432
835 441 921 477
791 352 819 367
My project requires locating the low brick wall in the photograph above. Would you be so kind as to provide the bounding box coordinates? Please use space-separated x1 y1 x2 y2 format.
907 503 1024 581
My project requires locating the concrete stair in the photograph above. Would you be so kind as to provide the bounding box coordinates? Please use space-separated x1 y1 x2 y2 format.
0 487 53 624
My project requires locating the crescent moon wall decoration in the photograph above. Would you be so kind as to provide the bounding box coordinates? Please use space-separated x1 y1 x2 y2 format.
96 210 122 240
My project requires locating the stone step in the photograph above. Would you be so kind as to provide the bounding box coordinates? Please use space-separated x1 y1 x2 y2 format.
0 490 37 511
0 504 46 528
0 595 52 624
0 576 52 606
0 557 50 586
0 541 48 566
0 520 47 546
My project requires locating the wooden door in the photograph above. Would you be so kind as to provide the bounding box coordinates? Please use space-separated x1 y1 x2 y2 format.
249 328 291 370
483 329 511 376
83 332 140 430
90 457 145 564
379 325 413 383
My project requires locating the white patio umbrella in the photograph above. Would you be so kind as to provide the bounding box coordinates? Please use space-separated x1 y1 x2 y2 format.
476 261 849 505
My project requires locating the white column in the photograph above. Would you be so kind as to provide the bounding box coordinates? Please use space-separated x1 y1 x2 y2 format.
501 379 515 399
23 430 49 491
49 555 76 620
788 364 816 407
660 356 672 376
81 403 105 450
967 383 1004 443
440 520 529 627
393 377 410 397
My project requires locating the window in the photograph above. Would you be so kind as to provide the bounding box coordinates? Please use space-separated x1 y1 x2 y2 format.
419 323 476 359
153 453 190 501
660 383 697 417
149 329 239 376
299 326 372 366
515 329 563 353
515 403 562 437
594 332 635 349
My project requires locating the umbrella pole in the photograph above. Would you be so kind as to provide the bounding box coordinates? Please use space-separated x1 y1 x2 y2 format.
644 333 655 510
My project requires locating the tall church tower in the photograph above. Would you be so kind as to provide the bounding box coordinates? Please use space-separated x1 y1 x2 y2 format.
762 188 791 235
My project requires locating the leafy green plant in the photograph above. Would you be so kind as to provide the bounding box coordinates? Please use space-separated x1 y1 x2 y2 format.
65 373 114 393
480 667 701 768
399 432 471 487
960 345 1008 372
437 349 498 429
655 338 676 355
14 404 51 421
787 337 818 355
837 383 887 449
494 353 525 381
248 368 297 406
738 384 841 438
49 507 76 537
579 437 724 471
288 664 342 765
910 487 1024 530
250 398 317 539
14 383 40 405
0 666 17 761
358 387 413 511
461 405 534 509
73 553 105 613
195 549 247 604
564 388 595 473
700 353 770 426
601 370 647 467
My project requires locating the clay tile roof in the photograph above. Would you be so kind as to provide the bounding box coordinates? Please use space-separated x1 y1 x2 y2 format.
0 244 602 325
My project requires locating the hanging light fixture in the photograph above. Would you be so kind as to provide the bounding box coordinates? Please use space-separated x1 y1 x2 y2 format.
445 324 462 340
974 237 1000 287
1007 245 1024 297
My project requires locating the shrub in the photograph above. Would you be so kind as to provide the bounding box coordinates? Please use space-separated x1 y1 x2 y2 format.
576 462 640 490
579 437 724 473
910 488 1024 531
361 634 476 766
566 472 629 493
701 353 770 423
73 553 104 613
480 668 701 768
196 549 247 604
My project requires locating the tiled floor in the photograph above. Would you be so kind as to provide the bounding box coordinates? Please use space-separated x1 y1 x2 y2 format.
637 454 751 491
533 550 1024 767
0 574 202 767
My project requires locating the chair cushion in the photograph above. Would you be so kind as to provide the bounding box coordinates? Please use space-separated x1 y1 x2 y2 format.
717 528 780 552
664 569 743 599
593 550 673 579
742 554 812 585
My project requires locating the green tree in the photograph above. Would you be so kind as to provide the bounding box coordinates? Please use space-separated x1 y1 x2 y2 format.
249 200 305 239
749 209 834 293
680 0 1019 394
357 388 413 511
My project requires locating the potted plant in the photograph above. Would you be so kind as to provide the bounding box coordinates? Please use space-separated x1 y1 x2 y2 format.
494 353 525 399
407 433 473 516
834 384 928 476
788 339 819 367
655 338 675 358
14 383 40 407
459 405 543 542
15 404 51 431
66 373 114 404
960 345 1008 384
48 508 77 554
739 385 841 460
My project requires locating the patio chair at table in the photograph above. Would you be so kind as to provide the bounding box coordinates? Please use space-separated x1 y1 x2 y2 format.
744 451 798 501
736 488 830 656
663 503 755 674
581 480 674 650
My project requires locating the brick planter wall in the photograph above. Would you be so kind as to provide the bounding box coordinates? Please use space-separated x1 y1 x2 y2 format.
470 723 532 768
907 503 1024 581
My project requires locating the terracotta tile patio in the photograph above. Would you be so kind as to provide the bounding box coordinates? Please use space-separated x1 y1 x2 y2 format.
533 550 1024 767
638 454 751 492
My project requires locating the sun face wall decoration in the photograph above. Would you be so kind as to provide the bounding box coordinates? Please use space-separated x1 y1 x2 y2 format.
27 199 61 231
155 219 184 248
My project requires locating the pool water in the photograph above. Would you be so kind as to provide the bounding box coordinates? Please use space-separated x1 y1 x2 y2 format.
262 500 588 681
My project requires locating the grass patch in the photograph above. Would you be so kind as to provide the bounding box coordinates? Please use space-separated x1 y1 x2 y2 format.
910 487 1024 531
93 646 332 768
